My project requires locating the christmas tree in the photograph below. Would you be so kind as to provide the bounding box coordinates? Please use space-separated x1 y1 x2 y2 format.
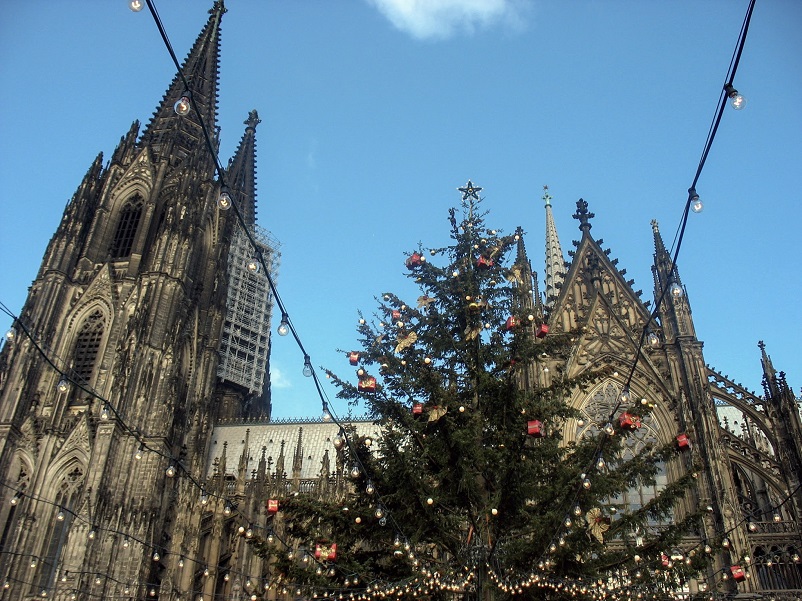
252 183 710 600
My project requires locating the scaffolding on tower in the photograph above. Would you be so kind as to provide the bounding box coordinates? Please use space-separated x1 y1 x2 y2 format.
217 221 280 396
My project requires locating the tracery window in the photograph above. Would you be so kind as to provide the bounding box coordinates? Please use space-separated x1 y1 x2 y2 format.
72 310 105 386
575 381 668 522
110 194 144 259
38 466 84 590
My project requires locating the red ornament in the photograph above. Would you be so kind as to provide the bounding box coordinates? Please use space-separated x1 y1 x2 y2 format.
676 433 691 450
730 565 746 582
392 310 402 321
527 420 544 438
618 412 641 431
266 499 279 514
406 253 423 269
412 403 424 416
661 553 670 567
505 316 518 330
315 543 337 561
536 324 549 339
358 376 377 392
476 256 493 269
348 351 360 366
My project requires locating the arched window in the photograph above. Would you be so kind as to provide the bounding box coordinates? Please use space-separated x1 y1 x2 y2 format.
575 381 669 524
110 195 144 259
37 466 84 590
71 310 105 390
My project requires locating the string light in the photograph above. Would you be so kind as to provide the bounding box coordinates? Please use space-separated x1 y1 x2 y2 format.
303 355 313 377
174 94 191 116
277 312 290 336
217 190 232 210
0 0 767 597
128 0 144 12
689 188 703 213
724 84 747 110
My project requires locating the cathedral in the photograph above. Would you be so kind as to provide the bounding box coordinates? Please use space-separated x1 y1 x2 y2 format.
0 2 800 600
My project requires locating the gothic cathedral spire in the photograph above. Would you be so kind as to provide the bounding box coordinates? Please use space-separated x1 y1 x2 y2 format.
139 0 226 162
226 110 261 226
543 186 566 308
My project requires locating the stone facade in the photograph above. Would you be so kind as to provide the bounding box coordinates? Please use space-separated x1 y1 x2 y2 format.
0 2 800 600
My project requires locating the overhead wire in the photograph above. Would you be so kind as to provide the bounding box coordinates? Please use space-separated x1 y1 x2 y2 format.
0 0 769 598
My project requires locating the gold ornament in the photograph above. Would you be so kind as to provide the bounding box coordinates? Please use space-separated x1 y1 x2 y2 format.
464 324 482 341
585 508 610 544
428 406 447 422
507 264 524 285
395 331 418 354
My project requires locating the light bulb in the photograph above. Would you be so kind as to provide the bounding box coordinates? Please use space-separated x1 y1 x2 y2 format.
573 504 582 516
670 281 684 298
5 327 16 341
217 191 232 210
165 465 176 477
200 492 209 505
646 332 659 347
30 559 37 568
277 314 290 336
88 529 96 540
153 551 160 561
100 405 110 420
603 422 614 435
129 0 144 11
56 509 65 521
135 445 144 460
375 506 384 519
246 527 253 538
123 537 130 548
596 457 606 470
725 85 747 110
321 406 331 422
246 259 260 273
350 465 360 478
303 356 313 378
178 557 185 568
333 432 345 449
10 493 20 506
174 95 191 116
691 197 703 213
619 387 631 403
582 478 592 490
57 378 69 393
223 502 232 516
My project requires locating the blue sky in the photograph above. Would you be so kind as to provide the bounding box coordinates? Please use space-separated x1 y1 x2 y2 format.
1 1 799 420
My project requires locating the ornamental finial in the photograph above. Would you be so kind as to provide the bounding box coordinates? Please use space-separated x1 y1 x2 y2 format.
573 198 594 232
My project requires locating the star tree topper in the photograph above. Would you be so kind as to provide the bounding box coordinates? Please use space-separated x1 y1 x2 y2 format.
458 180 482 201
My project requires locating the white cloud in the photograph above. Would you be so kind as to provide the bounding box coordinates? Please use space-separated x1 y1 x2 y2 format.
271 366 292 389
366 0 529 40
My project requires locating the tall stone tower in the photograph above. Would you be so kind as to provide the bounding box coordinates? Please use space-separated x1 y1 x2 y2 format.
0 2 277 598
